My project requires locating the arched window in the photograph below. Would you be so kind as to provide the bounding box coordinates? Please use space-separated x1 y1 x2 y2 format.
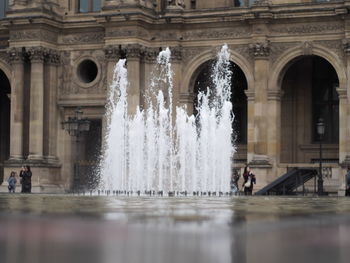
79 0 101 13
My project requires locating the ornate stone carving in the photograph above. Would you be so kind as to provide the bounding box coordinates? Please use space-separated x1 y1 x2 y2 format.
249 42 270 58
302 41 313 56
314 40 343 60
104 46 120 61
46 49 61 65
62 32 104 44
231 44 253 67
27 47 47 62
106 28 149 39
7 47 24 63
0 51 10 64
10 30 57 43
167 0 185 8
170 46 182 62
342 39 350 55
143 47 160 63
125 44 142 59
270 22 343 35
267 90 284 101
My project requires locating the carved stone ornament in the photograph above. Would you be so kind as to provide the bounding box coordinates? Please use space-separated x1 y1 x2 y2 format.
27 47 47 62
143 47 160 63
249 42 270 58
10 30 57 43
62 32 104 44
125 44 142 59
302 41 313 56
182 27 251 41
342 39 350 55
167 0 185 8
270 22 343 35
46 49 61 65
104 46 120 61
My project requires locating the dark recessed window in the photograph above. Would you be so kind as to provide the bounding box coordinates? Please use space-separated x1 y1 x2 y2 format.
77 59 98 84
312 57 339 144
79 0 101 13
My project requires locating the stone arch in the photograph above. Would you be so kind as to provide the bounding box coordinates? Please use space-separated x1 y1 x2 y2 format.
269 43 346 91
182 48 254 94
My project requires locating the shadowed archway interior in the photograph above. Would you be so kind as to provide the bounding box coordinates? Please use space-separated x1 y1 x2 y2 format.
280 55 339 163
0 69 10 182
193 60 248 158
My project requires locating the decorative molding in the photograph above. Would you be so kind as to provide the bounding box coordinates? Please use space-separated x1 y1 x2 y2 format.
171 46 182 62
267 89 284 101
253 0 271 6
106 28 149 39
336 88 347 99
167 0 185 8
244 89 255 102
0 51 10 64
62 32 104 44
249 41 270 58
270 22 343 35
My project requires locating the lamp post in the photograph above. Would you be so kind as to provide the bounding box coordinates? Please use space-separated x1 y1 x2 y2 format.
62 107 90 191
316 118 325 196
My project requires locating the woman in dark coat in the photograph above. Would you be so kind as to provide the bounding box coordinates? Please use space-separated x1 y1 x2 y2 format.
242 165 256 195
20 165 32 193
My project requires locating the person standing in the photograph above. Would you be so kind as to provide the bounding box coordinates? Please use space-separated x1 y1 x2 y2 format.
20 165 32 193
346 167 350 196
7 171 17 193
242 165 256 195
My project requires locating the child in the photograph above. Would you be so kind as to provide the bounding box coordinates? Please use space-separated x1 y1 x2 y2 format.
7 171 17 193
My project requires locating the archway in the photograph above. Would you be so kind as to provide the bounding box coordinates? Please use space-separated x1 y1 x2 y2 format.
0 69 10 182
193 60 248 161
280 55 339 163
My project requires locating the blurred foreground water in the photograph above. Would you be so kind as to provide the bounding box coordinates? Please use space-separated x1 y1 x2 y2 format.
1 194 350 263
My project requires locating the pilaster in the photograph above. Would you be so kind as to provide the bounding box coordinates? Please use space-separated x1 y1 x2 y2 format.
27 46 46 161
248 41 271 167
7 47 24 161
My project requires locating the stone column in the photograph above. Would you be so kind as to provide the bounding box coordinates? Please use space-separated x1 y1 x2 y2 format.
126 44 142 115
267 89 284 166
248 41 271 166
8 48 24 160
27 47 45 161
244 89 255 164
340 41 350 167
45 50 60 162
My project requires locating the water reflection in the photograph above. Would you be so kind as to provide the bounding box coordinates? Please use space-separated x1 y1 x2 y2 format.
0 195 350 263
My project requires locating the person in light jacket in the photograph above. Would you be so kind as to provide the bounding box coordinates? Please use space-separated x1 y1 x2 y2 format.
242 165 256 196
7 171 17 193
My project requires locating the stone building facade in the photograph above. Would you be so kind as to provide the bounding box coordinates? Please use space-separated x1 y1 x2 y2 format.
0 0 349 193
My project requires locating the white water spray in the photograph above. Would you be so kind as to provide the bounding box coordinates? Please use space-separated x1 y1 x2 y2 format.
100 45 234 194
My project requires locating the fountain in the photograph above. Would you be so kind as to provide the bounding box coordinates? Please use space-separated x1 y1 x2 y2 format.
99 45 235 195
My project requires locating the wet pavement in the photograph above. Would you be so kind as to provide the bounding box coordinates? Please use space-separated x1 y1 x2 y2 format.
0 194 350 263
